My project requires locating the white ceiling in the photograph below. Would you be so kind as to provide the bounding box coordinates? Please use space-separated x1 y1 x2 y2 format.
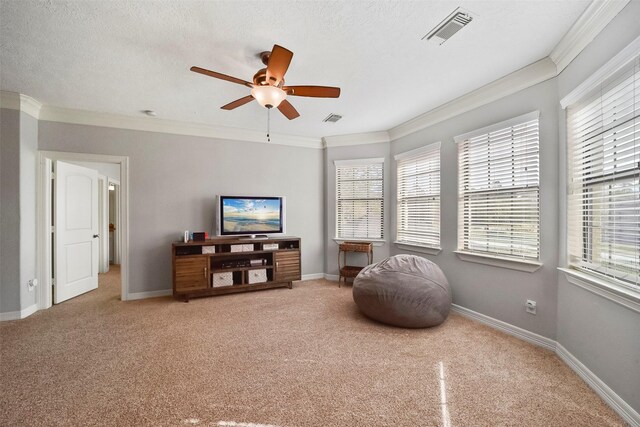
0 0 591 139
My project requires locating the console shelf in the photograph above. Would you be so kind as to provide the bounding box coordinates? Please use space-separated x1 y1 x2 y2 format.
212 265 275 273
172 236 301 301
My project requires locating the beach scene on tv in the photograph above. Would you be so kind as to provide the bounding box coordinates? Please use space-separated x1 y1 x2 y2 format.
222 198 282 232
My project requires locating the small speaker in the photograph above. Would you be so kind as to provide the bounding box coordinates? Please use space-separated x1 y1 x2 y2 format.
192 232 206 241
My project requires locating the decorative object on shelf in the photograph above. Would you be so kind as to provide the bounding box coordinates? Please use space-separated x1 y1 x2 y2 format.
338 241 373 287
353 255 452 328
193 232 206 241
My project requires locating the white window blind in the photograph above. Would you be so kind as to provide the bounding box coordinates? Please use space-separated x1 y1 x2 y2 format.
567 54 639 290
335 158 384 240
395 142 441 248
456 111 540 260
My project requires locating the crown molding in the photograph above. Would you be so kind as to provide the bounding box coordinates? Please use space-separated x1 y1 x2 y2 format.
1 90 321 149
560 33 640 108
550 0 630 73
322 131 390 148
0 91 42 119
20 94 43 119
38 105 323 149
388 57 557 141
1 1 627 149
379 0 628 143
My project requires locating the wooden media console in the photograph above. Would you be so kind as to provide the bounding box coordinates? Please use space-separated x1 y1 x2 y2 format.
172 236 301 301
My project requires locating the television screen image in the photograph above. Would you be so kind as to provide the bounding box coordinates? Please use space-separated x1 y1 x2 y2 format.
219 196 284 235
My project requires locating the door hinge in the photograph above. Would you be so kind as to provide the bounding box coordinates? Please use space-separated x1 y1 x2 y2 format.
51 172 55 179
52 279 56 288
50 226 55 233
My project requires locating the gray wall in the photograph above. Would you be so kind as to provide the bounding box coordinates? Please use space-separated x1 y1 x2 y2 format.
0 109 39 314
19 112 38 310
389 79 559 340
324 142 391 276
555 1 640 413
38 121 324 294
1 108 21 313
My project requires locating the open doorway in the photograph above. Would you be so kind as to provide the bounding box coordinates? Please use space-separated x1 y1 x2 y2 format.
37 151 130 310
66 162 121 276
108 178 121 267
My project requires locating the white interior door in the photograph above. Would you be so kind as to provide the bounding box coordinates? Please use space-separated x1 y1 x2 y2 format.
54 161 99 303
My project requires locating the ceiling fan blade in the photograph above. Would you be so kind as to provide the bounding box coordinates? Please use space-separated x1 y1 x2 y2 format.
277 99 300 120
283 85 341 98
221 95 254 110
190 66 253 87
266 45 293 86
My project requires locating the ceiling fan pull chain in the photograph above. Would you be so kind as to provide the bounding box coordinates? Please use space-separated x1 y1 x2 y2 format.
267 108 271 142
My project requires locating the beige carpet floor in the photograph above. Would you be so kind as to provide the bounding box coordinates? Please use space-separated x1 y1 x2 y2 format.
0 266 625 427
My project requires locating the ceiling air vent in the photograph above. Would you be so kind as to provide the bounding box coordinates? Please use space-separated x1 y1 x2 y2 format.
423 7 473 45
323 113 342 123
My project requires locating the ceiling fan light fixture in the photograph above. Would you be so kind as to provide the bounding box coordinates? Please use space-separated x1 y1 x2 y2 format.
250 85 286 109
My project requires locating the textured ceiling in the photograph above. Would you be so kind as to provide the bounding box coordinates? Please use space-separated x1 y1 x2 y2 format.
0 0 590 139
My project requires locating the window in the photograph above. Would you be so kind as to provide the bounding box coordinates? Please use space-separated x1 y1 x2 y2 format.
567 54 639 290
456 111 540 261
395 142 441 249
335 158 384 240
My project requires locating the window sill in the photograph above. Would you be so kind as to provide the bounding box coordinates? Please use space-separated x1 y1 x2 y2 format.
453 251 542 273
394 242 442 255
558 268 640 314
333 238 386 247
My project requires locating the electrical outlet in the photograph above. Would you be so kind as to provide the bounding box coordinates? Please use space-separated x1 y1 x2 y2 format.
27 278 38 291
526 299 537 315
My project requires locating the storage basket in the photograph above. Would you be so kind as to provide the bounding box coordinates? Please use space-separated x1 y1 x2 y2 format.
212 272 233 287
248 269 267 284
230 244 255 252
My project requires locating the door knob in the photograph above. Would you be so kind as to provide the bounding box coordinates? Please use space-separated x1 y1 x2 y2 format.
93 234 99 238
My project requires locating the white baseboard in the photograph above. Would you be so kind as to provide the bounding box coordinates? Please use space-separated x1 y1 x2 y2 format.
451 303 639 425
126 289 172 301
556 343 640 427
301 273 325 281
451 304 556 351
0 303 38 321
324 273 339 281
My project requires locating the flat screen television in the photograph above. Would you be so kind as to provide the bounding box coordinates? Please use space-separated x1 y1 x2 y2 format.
216 195 285 237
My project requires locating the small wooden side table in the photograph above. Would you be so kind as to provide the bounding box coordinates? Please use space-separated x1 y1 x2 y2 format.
338 241 373 287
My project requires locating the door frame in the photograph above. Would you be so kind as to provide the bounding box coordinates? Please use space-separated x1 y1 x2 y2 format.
109 178 122 265
37 151 130 309
98 174 109 274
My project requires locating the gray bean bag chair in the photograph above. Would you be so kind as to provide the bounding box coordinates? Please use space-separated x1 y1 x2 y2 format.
353 254 451 328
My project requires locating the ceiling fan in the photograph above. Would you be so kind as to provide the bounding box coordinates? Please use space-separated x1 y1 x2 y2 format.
190 44 340 120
